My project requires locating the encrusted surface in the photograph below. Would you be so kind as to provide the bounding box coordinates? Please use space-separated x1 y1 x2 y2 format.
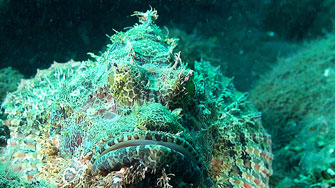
1 9 272 188
250 34 335 187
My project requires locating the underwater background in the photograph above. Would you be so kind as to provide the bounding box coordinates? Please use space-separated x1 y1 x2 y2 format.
0 0 335 187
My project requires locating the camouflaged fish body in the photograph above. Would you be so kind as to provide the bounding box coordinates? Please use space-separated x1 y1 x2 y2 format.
85 9 210 186
86 9 272 187
1 9 272 188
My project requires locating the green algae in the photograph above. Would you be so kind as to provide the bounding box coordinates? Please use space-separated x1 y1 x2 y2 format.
250 34 335 187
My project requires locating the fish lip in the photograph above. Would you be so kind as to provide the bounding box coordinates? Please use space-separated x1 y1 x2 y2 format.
90 130 203 176
91 143 203 186
92 130 201 164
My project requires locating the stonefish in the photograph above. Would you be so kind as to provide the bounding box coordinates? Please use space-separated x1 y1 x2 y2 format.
2 9 272 188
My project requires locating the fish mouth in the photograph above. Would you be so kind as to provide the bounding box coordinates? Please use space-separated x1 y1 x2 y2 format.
90 130 202 185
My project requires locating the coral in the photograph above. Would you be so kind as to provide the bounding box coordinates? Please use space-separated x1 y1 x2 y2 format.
250 34 335 187
1 9 272 187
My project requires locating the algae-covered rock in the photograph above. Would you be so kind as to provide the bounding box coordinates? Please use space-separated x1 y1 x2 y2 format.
250 34 335 187
2 9 272 187
250 34 335 136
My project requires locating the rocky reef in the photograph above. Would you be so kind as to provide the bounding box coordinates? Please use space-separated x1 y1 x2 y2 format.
250 34 335 187
1 9 272 187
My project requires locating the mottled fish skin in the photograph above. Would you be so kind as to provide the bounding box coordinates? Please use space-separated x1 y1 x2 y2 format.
90 120 205 187
84 11 211 185
86 9 272 187
92 145 202 185
89 102 208 187
91 130 202 169
1 8 272 188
